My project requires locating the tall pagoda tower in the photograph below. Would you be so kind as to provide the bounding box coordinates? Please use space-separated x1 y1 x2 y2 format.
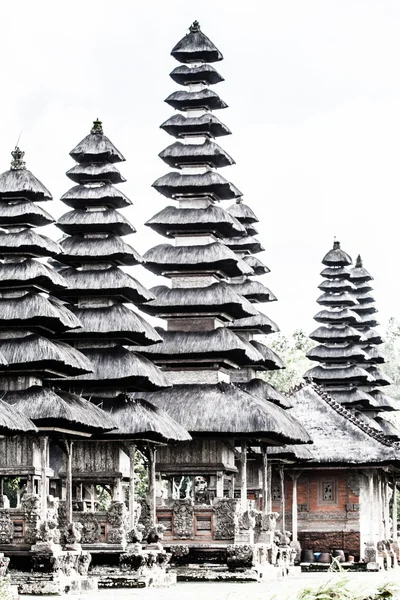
138 22 309 543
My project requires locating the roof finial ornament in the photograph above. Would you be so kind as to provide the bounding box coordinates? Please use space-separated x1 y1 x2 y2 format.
10 146 26 170
91 118 103 135
189 20 201 33
333 237 340 250
355 254 363 268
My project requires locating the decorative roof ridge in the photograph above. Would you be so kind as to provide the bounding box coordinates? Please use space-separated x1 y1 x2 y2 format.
11 147 26 170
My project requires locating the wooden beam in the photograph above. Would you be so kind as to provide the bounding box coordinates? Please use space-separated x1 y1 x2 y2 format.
261 447 268 514
129 443 136 529
65 440 73 524
240 441 247 512
148 444 157 526
40 436 48 520
290 472 300 543
280 466 285 534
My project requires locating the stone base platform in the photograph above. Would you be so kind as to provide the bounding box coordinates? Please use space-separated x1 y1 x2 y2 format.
11 572 98 595
91 566 177 588
301 562 368 573
173 563 286 582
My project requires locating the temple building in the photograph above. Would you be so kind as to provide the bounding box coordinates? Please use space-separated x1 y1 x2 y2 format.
137 21 309 544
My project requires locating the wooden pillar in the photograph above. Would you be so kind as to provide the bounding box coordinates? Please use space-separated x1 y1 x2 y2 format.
393 477 398 541
90 485 96 513
261 447 268 514
240 441 247 512
229 475 235 499
65 440 73 524
280 466 285 534
40 436 48 520
267 464 272 512
384 478 391 539
148 445 157 526
368 471 374 539
290 472 300 543
128 443 136 529
0 477 3 508
216 471 224 498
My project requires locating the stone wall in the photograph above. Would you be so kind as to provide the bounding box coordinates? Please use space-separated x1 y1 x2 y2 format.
298 531 361 557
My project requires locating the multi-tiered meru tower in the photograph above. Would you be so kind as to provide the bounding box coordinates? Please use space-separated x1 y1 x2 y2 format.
137 22 309 543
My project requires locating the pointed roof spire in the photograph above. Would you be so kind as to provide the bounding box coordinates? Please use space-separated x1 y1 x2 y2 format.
10 146 26 170
333 239 340 250
189 20 201 33
91 118 103 135
355 254 363 268
171 21 223 63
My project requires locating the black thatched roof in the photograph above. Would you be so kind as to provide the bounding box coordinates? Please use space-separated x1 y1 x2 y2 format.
160 113 231 138
363 345 384 363
227 312 279 335
237 378 292 409
58 266 154 304
310 325 364 343
370 391 399 411
0 259 66 293
0 293 80 334
153 171 242 201
57 208 135 236
62 304 162 346
138 327 264 366
59 346 168 392
223 235 264 254
374 416 400 440
145 204 245 238
352 301 376 315
305 364 373 385
228 279 276 303
355 291 375 304
0 201 54 227
165 89 227 111
0 229 61 258
171 21 223 64
0 149 52 203
242 255 270 275
170 64 224 86
0 334 93 377
314 308 361 325
307 344 368 363
159 139 234 169
69 123 125 164
61 184 132 209
317 291 358 307
140 283 256 320
106 396 191 442
353 312 379 327
367 366 392 387
66 163 125 185
226 201 258 224
318 278 356 293
250 341 285 370
328 387 379 408
350 255 373 282
0 399 37 434
322 241 352 266
58 235 142 267
133 382 310 443
143 242 252 278
5 387 116 433
320 266 351 280
363 328 383 345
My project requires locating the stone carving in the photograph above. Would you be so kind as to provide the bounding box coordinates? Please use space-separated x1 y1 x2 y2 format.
80 514 102 544
138 499 151 540
77 552 91 575
172 499 194 539
227 544 254 570
170 544 190 559
364 541 378 563
0 511 13 544
298 503 309 512
21 494 41 545
64 522 83 550
126 523 145 544
346 503 360 512
120 546 170 572
107 501 128 546
147 523 165 544
0 552 10 576
214 498 237 540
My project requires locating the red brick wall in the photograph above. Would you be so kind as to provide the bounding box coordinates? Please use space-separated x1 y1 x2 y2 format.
299 531 361 558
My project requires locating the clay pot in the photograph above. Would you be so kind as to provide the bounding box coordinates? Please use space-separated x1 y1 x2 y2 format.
301 549 315 563
332 549 345 563
348 555 355 563
318 552 331 563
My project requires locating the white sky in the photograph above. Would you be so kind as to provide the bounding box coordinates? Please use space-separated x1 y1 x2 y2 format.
2 0 400 335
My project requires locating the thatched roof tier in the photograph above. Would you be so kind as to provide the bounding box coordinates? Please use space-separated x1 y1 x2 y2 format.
363 328 383 345
141 283 256 320
61 184 132 209
366 367 393 387
153 171 242 201
66 163 125 185
143 242 252 277
226 201 258 224
159 139 234 169
0 229 61 258
318 279 356 293
227 312 279 335
160 113 231 139
60 346 168 391
370 390 399 411
242 255 270 275
314 308 361 325
165 89 227 111
228 279 276 303
354 315 379 329
136 382 310 443
320 266 351 280
237 378 292 409
310 325 365 343
287 384 397 464
0 259 66 293
363 345 384 363
58 266 154 304
0 201 54 227
0 334 93 377
266 445 313 461
170 64 224 86
307 344 369 363
322 241 352 266
250 341 285 370
0 152 52 203
351 281 373 294
326 387 379 408
355 291 375 304
145 205 245 238
0 399 37 434
138 327 264 366
171 21 223 64
316 291 358 307
350 255 373 282
0 293 80 334
223 235 264 254
62 304 162 346
58 235 142 266
351 301 377 315
305 364 373 385
374 416 400 440
106 396 191 442
69 124 125 164
57 208 136 236
5 387 116 433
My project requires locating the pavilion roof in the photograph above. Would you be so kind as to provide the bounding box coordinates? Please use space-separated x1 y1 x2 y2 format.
69 121 125 164
0 398 37 434
322 241 352 267
61 184 132 209
58 208 135 236
160 113 231 139
159 139 234 169
170 64 224 86
171 21 223 64
152 171 242 201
